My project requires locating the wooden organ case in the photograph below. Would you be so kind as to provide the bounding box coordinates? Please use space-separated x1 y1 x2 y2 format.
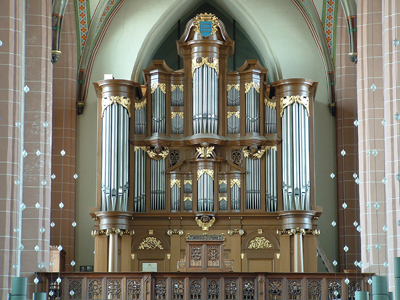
91 13 321 274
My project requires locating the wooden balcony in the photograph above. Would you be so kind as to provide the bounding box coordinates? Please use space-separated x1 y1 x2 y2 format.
38 272 371 300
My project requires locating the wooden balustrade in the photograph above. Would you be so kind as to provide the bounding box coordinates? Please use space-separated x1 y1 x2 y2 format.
38 272 371 300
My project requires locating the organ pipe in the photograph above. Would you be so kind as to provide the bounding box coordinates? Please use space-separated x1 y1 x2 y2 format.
193 63 219 134
151 83 166 134
245 83 260 133
265 147 277 212
245 157 261 209
151 158 166 210
197 169 214 212
134 147 146 212
281 96 311 210
100 96 130 212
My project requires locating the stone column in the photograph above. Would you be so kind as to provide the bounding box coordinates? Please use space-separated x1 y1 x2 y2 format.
357 0 387 277
381 1 400 291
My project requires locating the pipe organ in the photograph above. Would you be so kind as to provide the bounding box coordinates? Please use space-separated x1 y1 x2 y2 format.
91 13 321 274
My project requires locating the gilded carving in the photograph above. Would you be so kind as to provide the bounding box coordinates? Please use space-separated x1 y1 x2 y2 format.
265 146 277 152
196 146 214 158
230 179 241 188
228 229 244 236
280 95 310 117
248 236 273 249
193 13 219 36
171 84 184 92
219 196 227 202
195 215 216 231
146 147 169 160
219 179 227 185
102 96 131 117
192 57 219 77
184 197 192 202
170 179 181 188
264 97 277 108
227 84 240 92
227 111 240 119
184 180 192 185
243 146 266 159
171 112 184 119
134 146 147 152
134 98 147 110
276 228 319 236
151 83 166 94
91 229 134 237
138 237 164 250
244 82 260 94
197 168 214 180
167 229 184 236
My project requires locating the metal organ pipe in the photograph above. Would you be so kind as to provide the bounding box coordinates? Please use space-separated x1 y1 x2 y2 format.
101 97 130 212
193 65 218 134
281 96 311 211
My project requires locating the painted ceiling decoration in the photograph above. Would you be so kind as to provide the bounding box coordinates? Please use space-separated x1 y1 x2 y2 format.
75 0 125 114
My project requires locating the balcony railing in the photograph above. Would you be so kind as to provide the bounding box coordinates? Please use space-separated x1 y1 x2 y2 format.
38 272 371 300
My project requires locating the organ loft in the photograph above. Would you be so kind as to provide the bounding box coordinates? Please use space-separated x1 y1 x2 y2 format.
91 13 320 273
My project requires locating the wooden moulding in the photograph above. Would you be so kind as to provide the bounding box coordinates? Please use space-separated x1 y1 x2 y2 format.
95 211 134 230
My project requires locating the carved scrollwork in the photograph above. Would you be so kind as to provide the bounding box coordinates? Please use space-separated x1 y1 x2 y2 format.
230 179 241 188
243 146 266 159
102 96 131 117
245 82 260 94
248 236 273 249
280 95 310 117
134 98 146 110
184 180 192 185
228 229 244 236
171 112 184 119
170 179 181 188
138 237 164 250
264 97 277 108
192 57 219 77
133 146 147 152
276 228 320 236
227 111 240 119
171 84 184 92
91 228 134 237
196 146 214 158
227 84 240 92
184 197 192 202
195 215 216 231
150 83 166 94
197 168 214 180
146 147 169 160
167 229 184 236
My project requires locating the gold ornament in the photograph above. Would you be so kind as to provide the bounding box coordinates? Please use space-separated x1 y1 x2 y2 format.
197 168 214 180
150 83 166 94
102 96 131 117
134 146 147 152
171 84 184 92
245 82 260 94
196 146 214 158
219 179 227 185
138 237 164 250
184 180 192 185
170 179 181 188
230 179 241 188
171 112 184 119
248 237 273 249
227 111 240 119
219 196 227 202
243 146 266 159
184 197 192 202
134 98 146 110
227 84 240 92
264 97 277 108
192 57 219 77
195 215 216 231
280 95 309 117
146 147 169 160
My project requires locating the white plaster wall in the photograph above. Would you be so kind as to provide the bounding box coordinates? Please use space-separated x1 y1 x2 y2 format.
75 0 337 270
